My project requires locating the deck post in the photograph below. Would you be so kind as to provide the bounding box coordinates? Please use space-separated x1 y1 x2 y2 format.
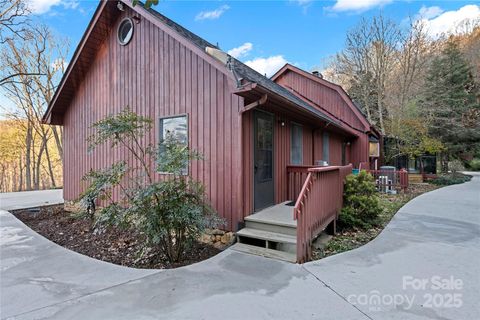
326 219 336 235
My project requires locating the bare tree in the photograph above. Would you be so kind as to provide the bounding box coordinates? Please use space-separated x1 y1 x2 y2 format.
0 0 35 86
1 25 68 190
331 14 401 134
0 0 28 42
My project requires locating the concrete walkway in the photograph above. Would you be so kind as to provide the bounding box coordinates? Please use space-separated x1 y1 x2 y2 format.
0 190 63 211
1 175 479 319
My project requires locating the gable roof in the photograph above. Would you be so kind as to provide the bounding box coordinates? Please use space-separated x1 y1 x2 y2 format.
148 4 336 125
43 0 339 127
271 64 374 132
231 60 339 125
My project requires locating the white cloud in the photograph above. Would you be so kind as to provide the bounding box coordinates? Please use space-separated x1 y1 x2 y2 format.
28 0 62 14
62 0 79 10
245 55 288 77
419 5 480 38
50 58 68 72
292 0 313 6
330 0 392 13
195 5 230 21
228 43 253 59
417 6 444 20
27 0 80 14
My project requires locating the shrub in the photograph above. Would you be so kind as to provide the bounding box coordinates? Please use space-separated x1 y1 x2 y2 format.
78 108 223 262
468 158 480 171
430 173 472 186
338 170 382 230
448 159 465 173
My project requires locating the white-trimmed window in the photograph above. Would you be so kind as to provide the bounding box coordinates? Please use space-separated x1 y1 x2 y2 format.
117 18 134 45
159 115 188 173
290 123 303 165
369 136 380 157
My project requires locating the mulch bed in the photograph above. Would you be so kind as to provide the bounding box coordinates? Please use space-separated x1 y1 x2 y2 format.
13 205 221 269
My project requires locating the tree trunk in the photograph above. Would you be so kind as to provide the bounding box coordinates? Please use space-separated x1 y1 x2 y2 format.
44 141 56 188
441 152 449 173
25 124 32 190
17 155 23 191
34 138 46 190
52 126 63 162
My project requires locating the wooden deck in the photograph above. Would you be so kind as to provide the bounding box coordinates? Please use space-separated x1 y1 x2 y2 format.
245 202 297 228
234 165 352 263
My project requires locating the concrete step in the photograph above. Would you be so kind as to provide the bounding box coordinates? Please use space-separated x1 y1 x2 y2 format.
237 227 297 254
230 243 296 263
237 228 296 244
244 219 296 236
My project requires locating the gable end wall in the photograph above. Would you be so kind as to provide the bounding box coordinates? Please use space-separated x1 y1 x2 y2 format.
62 8 244 230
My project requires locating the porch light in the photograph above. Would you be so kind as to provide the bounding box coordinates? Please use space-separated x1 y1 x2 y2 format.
117 2 125 11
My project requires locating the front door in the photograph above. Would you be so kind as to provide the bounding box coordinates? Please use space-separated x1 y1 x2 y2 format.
254 111 274 211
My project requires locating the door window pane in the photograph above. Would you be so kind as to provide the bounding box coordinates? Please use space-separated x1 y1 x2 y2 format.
256 116 273 181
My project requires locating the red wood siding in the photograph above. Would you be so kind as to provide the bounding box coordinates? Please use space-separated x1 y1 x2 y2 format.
62 7 244 230
328 134 344 166
275 70 371 168
241 105 351 215
275 71 366 132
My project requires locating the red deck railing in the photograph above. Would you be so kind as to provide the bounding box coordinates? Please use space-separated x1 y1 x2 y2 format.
294 164 352 263
287 165 312 201
358 161 369 171
366 169 409 191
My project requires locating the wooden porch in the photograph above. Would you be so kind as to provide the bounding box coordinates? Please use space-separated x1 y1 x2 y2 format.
232 164 352 263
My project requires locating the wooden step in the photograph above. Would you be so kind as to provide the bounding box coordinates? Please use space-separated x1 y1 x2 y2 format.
237 228 296 244
244 219 296 236
230 243 296 263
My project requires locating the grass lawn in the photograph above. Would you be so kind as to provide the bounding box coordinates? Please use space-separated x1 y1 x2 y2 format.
312 183 439 260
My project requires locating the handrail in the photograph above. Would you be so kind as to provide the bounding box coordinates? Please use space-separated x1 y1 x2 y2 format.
287 165 314 201
294 164 352 263
294 172 313 219
308 165 342 173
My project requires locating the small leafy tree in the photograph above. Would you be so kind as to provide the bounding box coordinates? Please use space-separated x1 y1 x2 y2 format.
78 108 222 262
339 171 382 229
385 100 444 163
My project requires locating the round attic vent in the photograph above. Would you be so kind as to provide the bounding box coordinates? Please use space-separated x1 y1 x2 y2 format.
118 18 134 45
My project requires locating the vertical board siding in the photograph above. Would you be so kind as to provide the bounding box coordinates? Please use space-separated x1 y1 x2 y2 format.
62 8 243 231
241 105 350 215
276 71 371 168
276 72 365 131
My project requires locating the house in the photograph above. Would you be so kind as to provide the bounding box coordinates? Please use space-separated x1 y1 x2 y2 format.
43 0 380 262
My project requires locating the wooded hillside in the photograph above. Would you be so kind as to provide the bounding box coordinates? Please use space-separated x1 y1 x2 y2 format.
325 17 480 169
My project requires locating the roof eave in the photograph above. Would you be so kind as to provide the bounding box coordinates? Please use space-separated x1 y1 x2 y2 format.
271 64 373 132
233 82 359 135
42 0 107 125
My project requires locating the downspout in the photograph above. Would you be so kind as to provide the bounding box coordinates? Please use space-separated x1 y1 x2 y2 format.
240 94 268 114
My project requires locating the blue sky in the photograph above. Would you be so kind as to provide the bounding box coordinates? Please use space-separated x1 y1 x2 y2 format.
21 0 480 75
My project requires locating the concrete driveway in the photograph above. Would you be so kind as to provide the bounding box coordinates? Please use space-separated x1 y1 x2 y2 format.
1 175 479 319
0 190 63 211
